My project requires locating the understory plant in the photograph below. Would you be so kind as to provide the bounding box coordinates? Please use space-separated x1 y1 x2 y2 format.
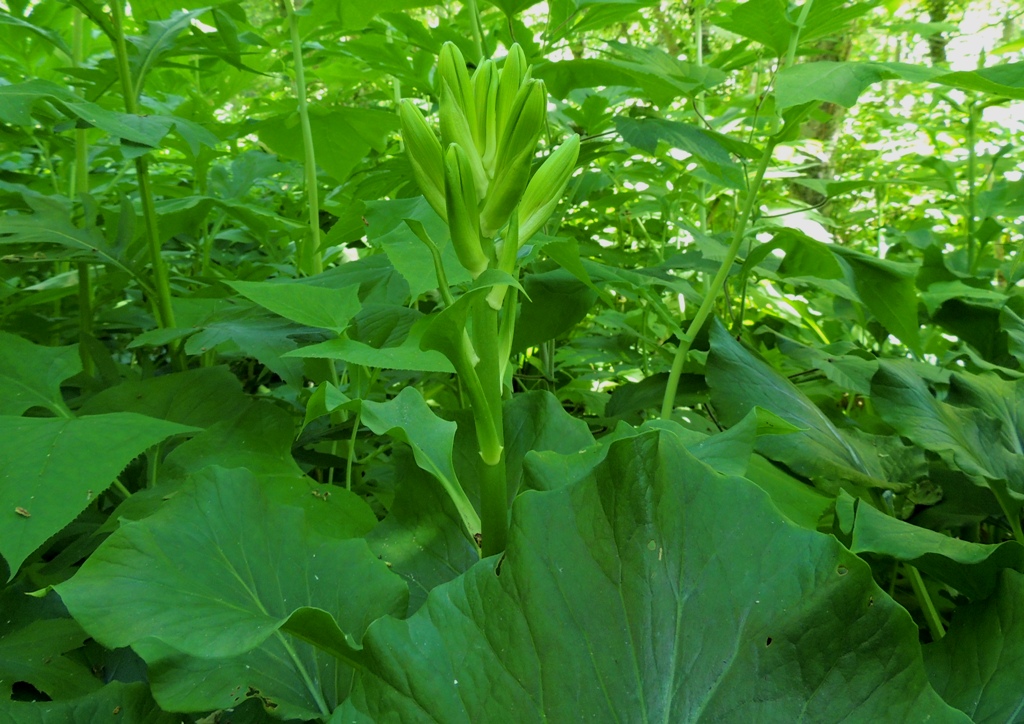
400 41 580 555
1 0 1024 721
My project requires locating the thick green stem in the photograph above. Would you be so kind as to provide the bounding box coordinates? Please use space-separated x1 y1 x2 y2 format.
660 140 776 420
479 455 507 557
110 0 176 329
905 564 945 640
285 0 323 277
472 303 507 556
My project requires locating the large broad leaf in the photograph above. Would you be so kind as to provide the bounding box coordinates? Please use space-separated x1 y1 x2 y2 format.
0 208 136 277
126 9 211 93
535 41 725 105
367 451 479 617
832 247 922 355
0 80 171 146
0 618 99 699
743 229 845 282
715 0 792 55
181 309 306 388
706 319 888 492
287 335 455 373
776 62 936 109
338 431 965 721
360 387 479 538
530 409 829 530
140 635 352 720
615 117 745 188
835 491 1024 599
510 270 599 353
500 391 595 501
307 384 479 539
56 468 407 718
871 362 1024 496
924 569 1024 723
258 107 399 184
0 332 79 416
161 401 304 480
759 330 877 397
77 366 252 427
0 413 196 578
0 682 178 723
1001 306 1024 362
131 300 307 388
776 61 1024 110
228 281 362 335
945 372 1024 457
744 454 834 530
363 197 470 299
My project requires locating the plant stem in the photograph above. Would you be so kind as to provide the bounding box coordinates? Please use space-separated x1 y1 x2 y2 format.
905 564 945 640
693 0 708 236
109 0 176 330
285 0 323 277
70 9 94 375
466 0 485 61
472 303 507 556
660 140 776 420
784 0 815 70
965 102 978 273
990 482 1024 545
345 407 360 492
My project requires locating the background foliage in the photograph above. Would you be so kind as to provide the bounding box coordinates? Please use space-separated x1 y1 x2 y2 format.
1 0 1023 720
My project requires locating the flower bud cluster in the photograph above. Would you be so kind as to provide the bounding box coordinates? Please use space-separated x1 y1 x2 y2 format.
400 42 580 278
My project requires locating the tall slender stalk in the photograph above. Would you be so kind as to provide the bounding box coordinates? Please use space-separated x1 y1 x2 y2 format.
109 0 176 329
990 483 1024 546
784 0 814 69
905 565 945 640
660 141 776 420
965 102 978 272
285 0 323 276
71 9 94 375
465 0 486 61
661 0 816 419
693 0 708 237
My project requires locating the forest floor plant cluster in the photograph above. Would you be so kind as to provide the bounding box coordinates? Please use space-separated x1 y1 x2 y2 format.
2 0 1024 721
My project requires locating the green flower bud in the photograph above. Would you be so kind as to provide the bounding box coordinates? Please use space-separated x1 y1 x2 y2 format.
473 59 500 177
496 44 528 143
437 42 475 121
517 133 580 244
478 80 545 237
439 84 488 200
398 99 446 222
445 144 489 278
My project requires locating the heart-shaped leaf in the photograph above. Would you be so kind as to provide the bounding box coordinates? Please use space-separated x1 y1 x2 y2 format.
339 431 965 721
0 413 196 578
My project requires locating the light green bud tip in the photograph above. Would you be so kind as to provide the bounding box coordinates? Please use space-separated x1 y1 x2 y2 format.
399 99 447 222
517 134 581 245
444 144 489 278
